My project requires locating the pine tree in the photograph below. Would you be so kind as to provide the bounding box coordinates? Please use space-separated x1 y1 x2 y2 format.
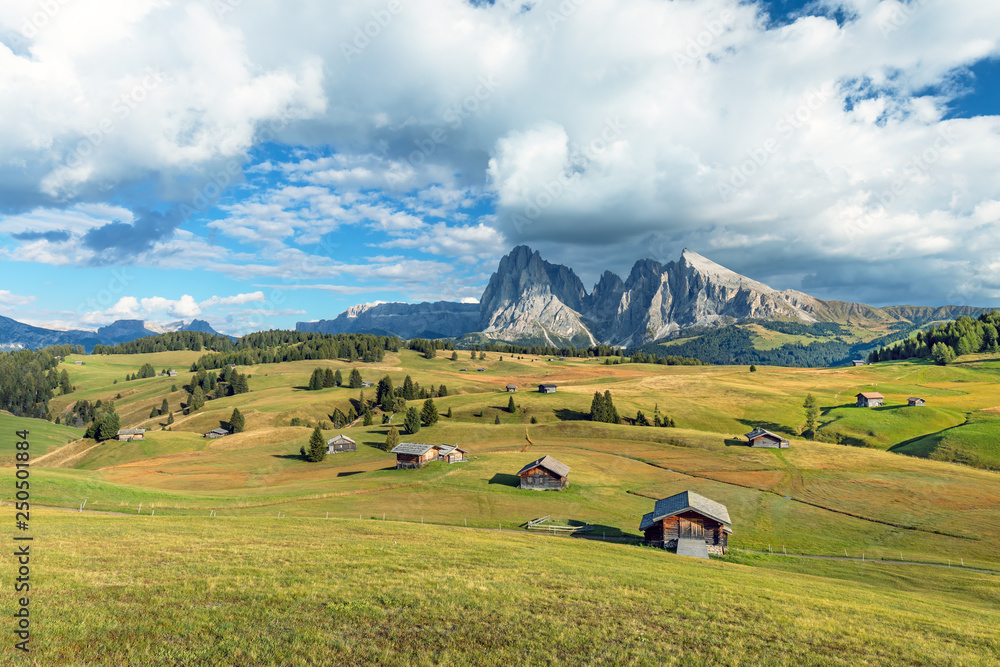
323 368 336 388
384 426 400 452
446 407 453 418
331 408 347 428
160 398 169 415
149 406 159 419
494 413 501 424
507 396 516 413
404 407 421 435
803 393 819 434
438 385 448 397
750 365 757 373
635 410 649 426
590 391 606 422
420 398 439 427
229 408 245 434
451 351 458 361
307 426 326 462
167 412 174 425
187 386 205 413
347 407 357 423
363 408 373 426
402 375 415 400
349 368 363 388
334 370 343 387
59 369 72 395
308 368 324 391
231 374 249 394
604 390 620 424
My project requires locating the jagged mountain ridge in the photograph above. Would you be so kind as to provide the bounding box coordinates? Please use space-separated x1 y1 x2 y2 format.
298 246 989 347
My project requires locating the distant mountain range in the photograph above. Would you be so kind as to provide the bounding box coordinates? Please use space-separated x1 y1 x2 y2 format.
0 317 219 352
298 246 989 347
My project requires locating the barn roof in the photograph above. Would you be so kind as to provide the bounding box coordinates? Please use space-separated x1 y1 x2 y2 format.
744 428 787 441
517 455 569 478
117 428 146 435
206 427 229 436
391 442 437 456
856 392 884 399
538 383 557 389
437 444 467 455
326 434 355 445
908 397 924 401
639 490 732 531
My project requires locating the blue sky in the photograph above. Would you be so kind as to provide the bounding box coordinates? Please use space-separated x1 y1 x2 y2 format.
1 0 999 335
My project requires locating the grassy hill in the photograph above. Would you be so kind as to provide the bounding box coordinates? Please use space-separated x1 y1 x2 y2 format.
23 511 1000 666
6 346 1000 663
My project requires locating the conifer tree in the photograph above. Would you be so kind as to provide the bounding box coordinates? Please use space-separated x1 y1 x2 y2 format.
308 368 324 391
404 406 421 435
149 406 159 419
307 426 326 462
187 386 205 413
803 394 819 434
323 368 336 388
160 398 169 415
229 408 245 434
363 407 373 426
334 369 343 387
349 368 363 388
420 398 438 427
385 426 400 452
446 407 453 418
451 351 458 361
507 395 516 413
494 413 501 424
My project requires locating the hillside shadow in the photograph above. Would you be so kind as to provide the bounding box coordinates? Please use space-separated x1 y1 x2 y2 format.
272 453 308 461
337 470 365 477
566 522 637 540
723 437 747 447
488 473 521 487
735 419 795 436
554 408 589 421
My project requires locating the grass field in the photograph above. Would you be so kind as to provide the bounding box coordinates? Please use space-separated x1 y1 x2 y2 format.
5 347 1000 663
12 510 999 666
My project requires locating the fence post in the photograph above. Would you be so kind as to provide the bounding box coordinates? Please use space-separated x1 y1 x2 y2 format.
137 504 141 514
151 509 154 516
326 512 329 519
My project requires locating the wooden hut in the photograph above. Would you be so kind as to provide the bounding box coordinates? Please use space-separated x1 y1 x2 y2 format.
391 442 439 469
326 434 357 454
855 392 884 408
851 360 867 367
116 428 146 442
517 455 570 490
908 397 926 406
204 427 229 438
538 384 557 394
437 444 468 463
743 428 789 448
639 490 732 558
505 384 518 392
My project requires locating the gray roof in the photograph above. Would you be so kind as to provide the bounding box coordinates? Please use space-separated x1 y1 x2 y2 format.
326 435 356 445
391 442 437 456
744 428 788 442
117 428 146 435
437 444 467 456
206 427 229 435
517 455 570 478
639 490 732 532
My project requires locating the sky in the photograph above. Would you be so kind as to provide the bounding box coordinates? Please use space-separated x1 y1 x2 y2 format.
0 0 998 335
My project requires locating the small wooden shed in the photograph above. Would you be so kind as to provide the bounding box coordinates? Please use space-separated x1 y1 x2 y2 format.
855 392 884 408
326 434 357 454
538 384 557 394
743 428 789 448
505 384 518 392
391 442 439 469
852 360 867 367
116 428 146 442
437 444 468 463
517 455 570 490
204 427 229 438
640 490 732 557
908 397 926 407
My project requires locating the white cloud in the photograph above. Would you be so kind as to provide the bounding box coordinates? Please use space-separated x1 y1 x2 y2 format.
0 290 35 312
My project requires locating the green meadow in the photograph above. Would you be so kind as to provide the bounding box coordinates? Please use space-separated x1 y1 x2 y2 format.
4 348 1000 664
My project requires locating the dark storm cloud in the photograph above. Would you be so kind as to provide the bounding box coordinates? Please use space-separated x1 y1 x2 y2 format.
82 208 184 261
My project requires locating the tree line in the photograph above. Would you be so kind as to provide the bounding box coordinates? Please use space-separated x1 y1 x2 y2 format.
869 312 1000 365
0 346 77 419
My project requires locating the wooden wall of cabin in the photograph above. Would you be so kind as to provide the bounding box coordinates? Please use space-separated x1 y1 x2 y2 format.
520 467 566 489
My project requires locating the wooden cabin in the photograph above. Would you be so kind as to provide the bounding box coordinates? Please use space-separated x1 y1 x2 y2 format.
855 392 884 408
391 442 439 469
852 360 867 367
437 444 468 463
116 428 146 442
505 385 518 393
908 397 926 407
538 384 557 394
167 370 178 377
204 427 229 438
640 490 732 558
517 455 570 490
326 434 357 454
743 428 789 448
